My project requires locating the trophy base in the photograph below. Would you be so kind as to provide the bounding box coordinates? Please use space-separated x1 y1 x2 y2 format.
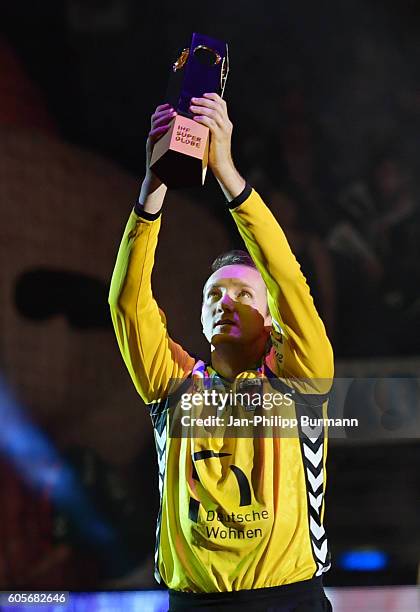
150 114 209 189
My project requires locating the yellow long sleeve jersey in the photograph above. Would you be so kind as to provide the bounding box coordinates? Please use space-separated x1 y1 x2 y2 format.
108 185 334 593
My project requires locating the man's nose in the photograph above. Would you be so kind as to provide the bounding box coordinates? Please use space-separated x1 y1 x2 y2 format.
218 292 235 310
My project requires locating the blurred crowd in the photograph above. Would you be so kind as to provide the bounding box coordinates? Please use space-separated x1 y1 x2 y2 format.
238 83 420 357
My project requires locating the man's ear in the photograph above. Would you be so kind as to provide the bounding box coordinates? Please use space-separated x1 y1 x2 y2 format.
201 310 207 339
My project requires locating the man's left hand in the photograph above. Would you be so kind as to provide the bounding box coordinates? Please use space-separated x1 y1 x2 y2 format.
190 93 234 179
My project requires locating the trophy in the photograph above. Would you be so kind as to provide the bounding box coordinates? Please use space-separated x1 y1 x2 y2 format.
150 33 229 188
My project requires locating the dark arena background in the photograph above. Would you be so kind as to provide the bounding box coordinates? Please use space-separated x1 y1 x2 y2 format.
0 1 419 611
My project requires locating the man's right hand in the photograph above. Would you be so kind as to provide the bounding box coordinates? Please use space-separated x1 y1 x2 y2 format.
138 104 176 214
145 103 176 178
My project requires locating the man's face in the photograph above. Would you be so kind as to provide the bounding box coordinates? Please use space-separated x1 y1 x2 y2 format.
201 264 272 346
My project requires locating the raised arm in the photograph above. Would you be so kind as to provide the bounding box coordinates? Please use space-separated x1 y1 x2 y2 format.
190 93 333 382
229 186 334 381
108 105 195 403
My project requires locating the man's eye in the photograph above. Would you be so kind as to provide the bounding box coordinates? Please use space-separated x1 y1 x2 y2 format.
207 289 220 298
238 290 252 299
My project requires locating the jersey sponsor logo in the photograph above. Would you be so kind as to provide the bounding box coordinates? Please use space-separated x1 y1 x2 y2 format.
188 451 269 539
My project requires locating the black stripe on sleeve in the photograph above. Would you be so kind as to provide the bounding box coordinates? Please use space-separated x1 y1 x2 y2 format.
227 182 252 209
133 203 162 220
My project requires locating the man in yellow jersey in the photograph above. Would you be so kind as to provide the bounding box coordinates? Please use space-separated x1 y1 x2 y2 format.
109 94 334 611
